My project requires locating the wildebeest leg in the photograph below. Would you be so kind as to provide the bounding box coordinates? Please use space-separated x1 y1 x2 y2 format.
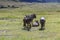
27 23 31 31
23 20 27 30
23 22 26 27
31 20 33 27
23 19 26 27
29 23 32 29
40 23 45 30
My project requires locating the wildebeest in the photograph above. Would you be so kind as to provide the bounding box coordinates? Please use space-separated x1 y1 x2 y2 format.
39 17 46 30
32 20 39 27
23 14 36 31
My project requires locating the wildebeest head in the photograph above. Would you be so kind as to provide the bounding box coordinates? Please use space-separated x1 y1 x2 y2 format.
25 14 36 19
31 14 36 18
30 14 36 19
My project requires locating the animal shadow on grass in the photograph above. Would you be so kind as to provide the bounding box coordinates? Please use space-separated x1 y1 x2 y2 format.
39 28 45 31
22 26 45 31
22 23 46 31
22 26 31 31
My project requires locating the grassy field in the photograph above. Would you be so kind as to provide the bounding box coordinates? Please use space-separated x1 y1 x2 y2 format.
0 3 60 40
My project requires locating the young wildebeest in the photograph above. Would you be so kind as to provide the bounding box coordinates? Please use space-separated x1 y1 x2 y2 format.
32 20 39 27
23 14 36 31
39 17 46 30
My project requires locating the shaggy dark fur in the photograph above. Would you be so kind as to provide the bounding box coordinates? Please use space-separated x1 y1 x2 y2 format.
23 14 36 31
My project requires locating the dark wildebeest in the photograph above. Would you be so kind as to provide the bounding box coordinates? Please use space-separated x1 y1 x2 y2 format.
39 17 46 30
23 14 36 31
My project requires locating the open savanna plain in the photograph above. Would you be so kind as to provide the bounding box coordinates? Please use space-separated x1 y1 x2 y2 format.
0 3 60 40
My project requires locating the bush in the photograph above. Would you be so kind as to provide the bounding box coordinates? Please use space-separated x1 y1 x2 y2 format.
12 5 15 8
0 5 4 8
8 5 10 7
